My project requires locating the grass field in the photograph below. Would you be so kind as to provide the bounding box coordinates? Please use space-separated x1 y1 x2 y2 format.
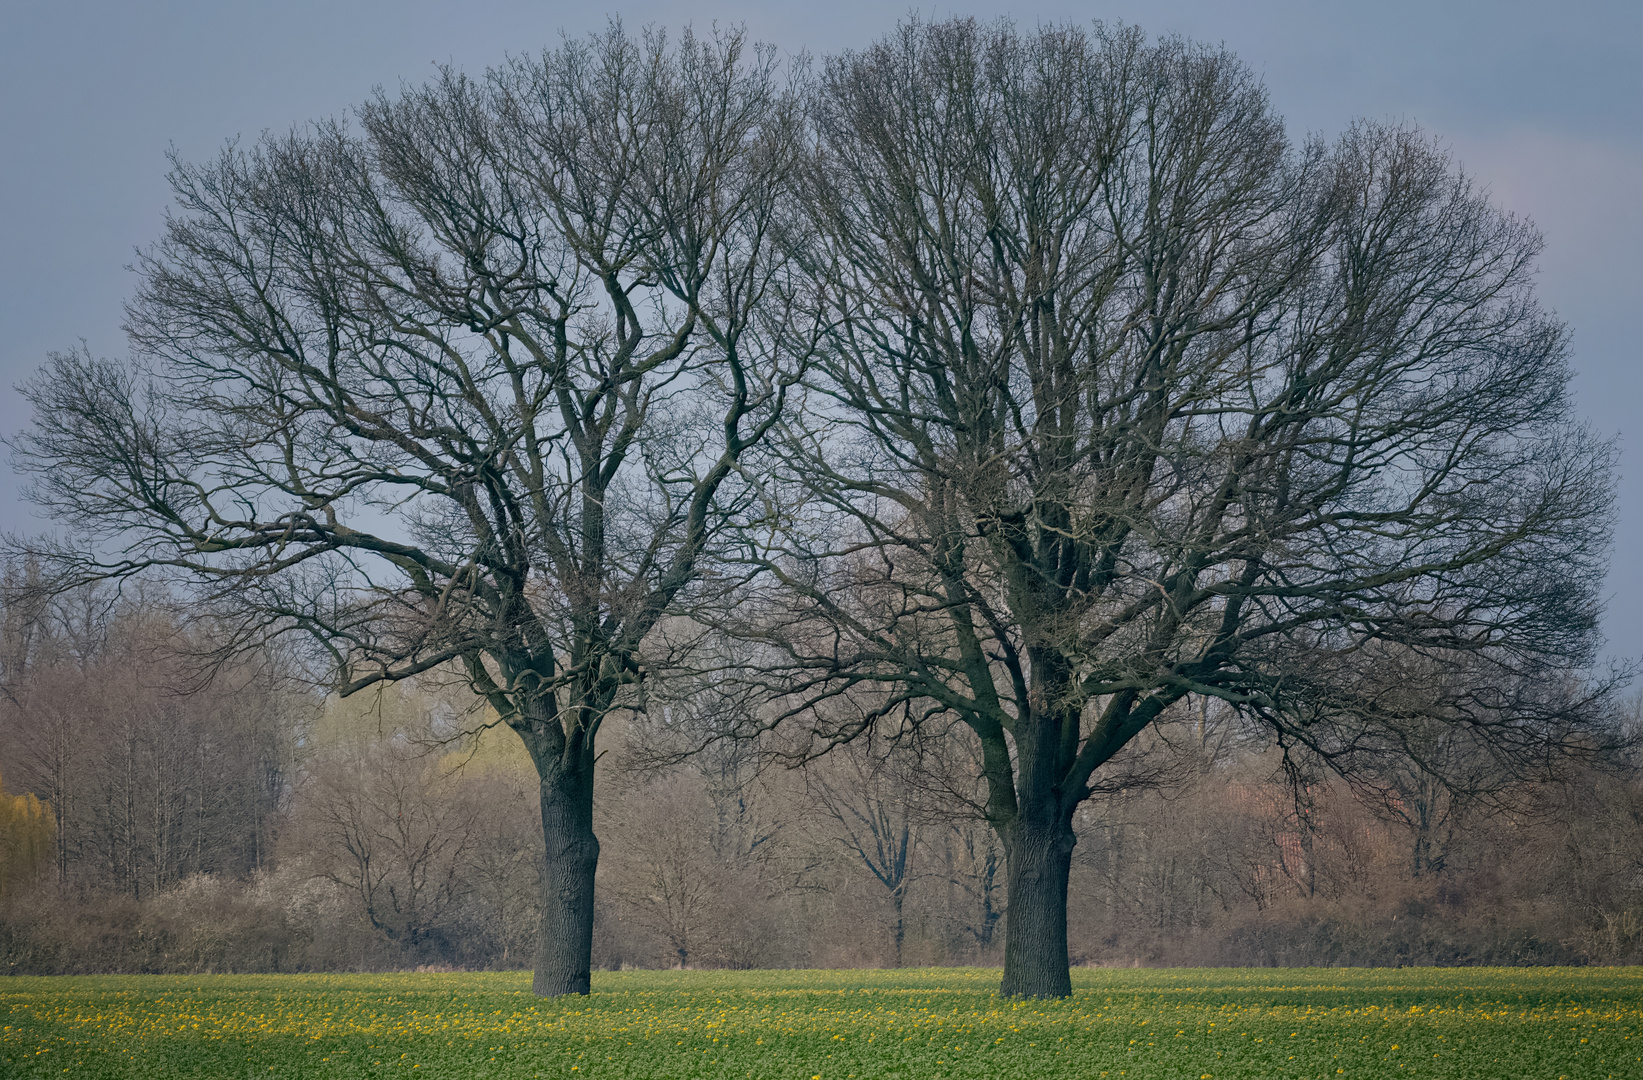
3 966 1641 1079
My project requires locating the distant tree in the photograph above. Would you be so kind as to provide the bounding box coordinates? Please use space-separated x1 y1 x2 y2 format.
0 769 53 898
601 773 726 969
812 742 917 965
0 582 295 895
748 18 1618 997
295 732 483 956
10 25 803 994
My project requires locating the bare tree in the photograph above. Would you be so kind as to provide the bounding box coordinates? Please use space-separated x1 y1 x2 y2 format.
812 742 917 965
600 764 792 969
748 18 1616 997
293 731 485 956
459 765 547 968
939 817 1004 955
9 25 804 994
601 772 723 968
0 585 296 897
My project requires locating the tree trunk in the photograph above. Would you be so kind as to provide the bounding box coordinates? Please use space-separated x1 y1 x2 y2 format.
892 885 905 967
533 760 599 997
999 817 1075 998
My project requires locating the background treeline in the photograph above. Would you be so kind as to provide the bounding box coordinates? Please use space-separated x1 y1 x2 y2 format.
2 584 1640 974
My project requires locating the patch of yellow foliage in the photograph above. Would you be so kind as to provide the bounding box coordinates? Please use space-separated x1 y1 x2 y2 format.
0 769 52 897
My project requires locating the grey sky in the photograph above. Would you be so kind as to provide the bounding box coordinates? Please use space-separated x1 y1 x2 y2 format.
3 1 1639 658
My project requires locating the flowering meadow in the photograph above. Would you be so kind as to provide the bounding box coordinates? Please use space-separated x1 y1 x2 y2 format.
3 966 1641 1078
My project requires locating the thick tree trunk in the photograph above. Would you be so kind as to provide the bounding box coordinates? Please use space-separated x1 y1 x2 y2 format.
534 761 599 997
999 818 1075 998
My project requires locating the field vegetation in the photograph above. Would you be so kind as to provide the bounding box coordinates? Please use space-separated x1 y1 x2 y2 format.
4 967 1641 1079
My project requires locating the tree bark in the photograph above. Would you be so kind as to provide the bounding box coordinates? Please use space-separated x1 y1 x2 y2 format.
999 816 1076 998
892 885 905 967
533 759 599 997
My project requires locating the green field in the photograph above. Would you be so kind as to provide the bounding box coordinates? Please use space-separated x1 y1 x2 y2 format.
3 966 1641 1078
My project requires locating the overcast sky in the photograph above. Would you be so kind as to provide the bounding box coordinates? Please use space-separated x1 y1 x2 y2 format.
2 0 1639 659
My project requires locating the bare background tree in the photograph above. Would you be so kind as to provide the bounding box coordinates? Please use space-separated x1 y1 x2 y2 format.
7 25 803 995
0 582 292 898
741 18 1619 997
4 617 1639 975
811 741 918 966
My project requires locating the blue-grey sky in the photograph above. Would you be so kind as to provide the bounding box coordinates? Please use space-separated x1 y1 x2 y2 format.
3 1 1639 659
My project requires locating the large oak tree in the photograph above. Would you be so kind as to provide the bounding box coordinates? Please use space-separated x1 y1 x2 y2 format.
12 25 803 996
749 19 1615 997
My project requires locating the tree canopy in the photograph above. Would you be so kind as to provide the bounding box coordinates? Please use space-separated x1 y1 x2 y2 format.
8 16 1617 999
